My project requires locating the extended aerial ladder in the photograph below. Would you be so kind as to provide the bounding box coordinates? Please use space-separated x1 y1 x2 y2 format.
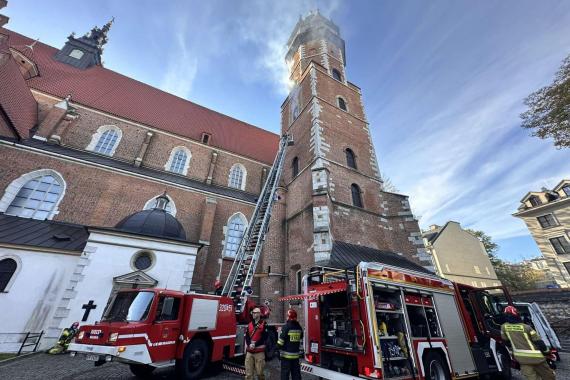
222 134 293 318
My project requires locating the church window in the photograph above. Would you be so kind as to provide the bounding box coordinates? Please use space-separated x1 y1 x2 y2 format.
165 147 191 176
223 213 247 258
332 68 342 82
69 49 84 59
292 157 299 178
4 172 64 220
228 164 246 190
345 148 357 169
133 251 154 271
144 194 176 216
351 183 363 208
0 258 17 292
94 130 119 155
337 96 347 112
87 126 122 156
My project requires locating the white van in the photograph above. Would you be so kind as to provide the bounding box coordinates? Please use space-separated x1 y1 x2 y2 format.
513 302 562 357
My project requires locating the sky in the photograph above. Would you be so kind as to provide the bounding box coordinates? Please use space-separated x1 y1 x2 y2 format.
4 0 570 262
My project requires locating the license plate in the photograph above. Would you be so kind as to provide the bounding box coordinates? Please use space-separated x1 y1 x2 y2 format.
86 354 100 361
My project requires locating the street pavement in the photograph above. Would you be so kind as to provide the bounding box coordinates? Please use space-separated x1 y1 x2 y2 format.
0 351 568 379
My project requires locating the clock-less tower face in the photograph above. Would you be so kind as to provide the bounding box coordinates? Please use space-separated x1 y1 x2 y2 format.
277 12 432 280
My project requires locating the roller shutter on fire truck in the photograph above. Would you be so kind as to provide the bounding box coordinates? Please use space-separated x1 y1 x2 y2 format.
431 292 477 375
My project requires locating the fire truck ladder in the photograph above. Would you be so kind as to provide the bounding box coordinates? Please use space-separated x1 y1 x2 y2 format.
222 134 293 314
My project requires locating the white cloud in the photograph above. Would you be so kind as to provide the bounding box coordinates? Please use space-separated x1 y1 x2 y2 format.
160 28 198 99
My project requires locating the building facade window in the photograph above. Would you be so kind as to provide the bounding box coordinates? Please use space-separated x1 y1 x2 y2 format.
537 214 558 228
563 185 570 197
2 170 66 220
529 196 541 207
332 68 342 82
228 164 246 190
351 183 363 208
292 157 299 178
201 133 211 145
337 96 347 112
474 265 481 274
165 147 191 175
0 258 17 292
223 213 247 258
345 148 357 169
296 270 303 294
144 194 176 216
86 125 122 156
550 236 570 255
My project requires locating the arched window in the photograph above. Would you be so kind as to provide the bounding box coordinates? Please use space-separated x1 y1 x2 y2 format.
223 213 247 258
165 147 191 175
144 194 177 216
332 68 342 82
345 148 357 169
292 157 299 178
1 170 65 220
337 96 347 112
351 183 363 208
0 258 18 292
86 125 122 156
228 164 246 190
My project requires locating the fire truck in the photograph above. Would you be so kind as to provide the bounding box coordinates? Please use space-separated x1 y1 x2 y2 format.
291 263 516 380
67 135 293 379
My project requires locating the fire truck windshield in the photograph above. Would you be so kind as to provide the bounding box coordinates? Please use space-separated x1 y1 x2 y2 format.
102 291 155 322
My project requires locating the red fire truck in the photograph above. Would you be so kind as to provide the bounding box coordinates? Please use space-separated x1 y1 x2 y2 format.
67 135 293 378
292 262 515 380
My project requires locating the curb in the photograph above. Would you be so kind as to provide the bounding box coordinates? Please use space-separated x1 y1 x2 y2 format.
0 351 42 366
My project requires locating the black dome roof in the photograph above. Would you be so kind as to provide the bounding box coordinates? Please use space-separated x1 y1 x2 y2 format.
115 209 186 240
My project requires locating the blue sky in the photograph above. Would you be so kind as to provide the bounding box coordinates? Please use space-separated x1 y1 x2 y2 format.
4 0 570 262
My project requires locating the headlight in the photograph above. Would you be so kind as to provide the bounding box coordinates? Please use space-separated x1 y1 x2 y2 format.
77 331 85 340
109 332 118 342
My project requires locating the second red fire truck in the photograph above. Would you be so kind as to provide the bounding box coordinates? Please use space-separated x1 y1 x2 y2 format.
287 261 515 380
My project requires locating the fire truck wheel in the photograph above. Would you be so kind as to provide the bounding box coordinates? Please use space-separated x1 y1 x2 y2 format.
423 351 451 380
128 364 155 379
177 339 210 379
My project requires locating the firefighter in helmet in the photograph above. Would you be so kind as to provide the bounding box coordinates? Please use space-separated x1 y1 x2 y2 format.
245 307 268 380
277 309 304 380
500 305 555 380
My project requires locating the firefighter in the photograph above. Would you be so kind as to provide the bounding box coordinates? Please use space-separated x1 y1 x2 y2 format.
245 307 268 380
277 309 303 380
500 305 555 380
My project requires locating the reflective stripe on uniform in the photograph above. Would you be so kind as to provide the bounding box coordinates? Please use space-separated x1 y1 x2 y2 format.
280 350 301 359
503 324 544 359
277 339 285 346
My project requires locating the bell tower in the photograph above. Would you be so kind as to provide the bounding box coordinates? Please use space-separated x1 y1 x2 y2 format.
281 11 432 282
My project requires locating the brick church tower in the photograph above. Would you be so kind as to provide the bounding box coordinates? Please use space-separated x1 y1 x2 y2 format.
274 11 433 296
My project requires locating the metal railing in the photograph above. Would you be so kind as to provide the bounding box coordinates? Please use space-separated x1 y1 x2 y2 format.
0 331 44 355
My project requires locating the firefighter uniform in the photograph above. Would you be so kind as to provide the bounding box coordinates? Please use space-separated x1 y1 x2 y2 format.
500 322 555 380
245 312 267 380
277 317 303 380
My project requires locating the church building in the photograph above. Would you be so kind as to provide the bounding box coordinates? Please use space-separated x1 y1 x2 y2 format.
0 3 432 350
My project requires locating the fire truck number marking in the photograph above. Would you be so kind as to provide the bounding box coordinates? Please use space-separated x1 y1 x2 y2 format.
219 304 232 312
89 330 101 339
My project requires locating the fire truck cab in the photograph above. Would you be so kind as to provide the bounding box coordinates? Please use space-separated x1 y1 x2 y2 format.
68 289 241 379
299 262 513 380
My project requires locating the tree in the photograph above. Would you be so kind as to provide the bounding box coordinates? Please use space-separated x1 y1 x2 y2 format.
380 172 399 193
520 54 570 148
467 229 538 291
